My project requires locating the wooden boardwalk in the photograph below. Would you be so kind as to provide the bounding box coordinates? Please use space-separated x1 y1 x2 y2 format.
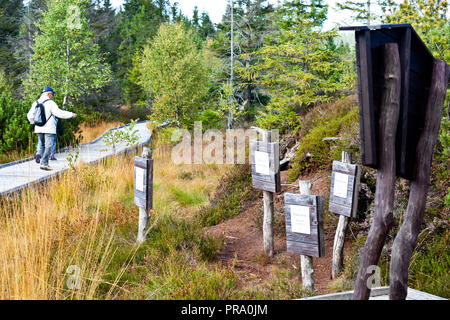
300 287 447 300
0 121 153 197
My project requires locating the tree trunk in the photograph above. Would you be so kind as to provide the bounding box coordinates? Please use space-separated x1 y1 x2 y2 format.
299 180 314 292
353 43 401 300
389 60 449 300
263 129 274 256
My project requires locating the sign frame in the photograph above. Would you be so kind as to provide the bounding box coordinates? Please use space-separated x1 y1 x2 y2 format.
329 161 360 218
250 140 281 193
284 193 325 258
134 156 153 211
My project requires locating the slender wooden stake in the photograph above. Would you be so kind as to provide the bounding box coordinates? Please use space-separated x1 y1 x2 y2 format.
332 151 352 279
353 43 401 300
262 130 274 257
299 180 314 292
137 147 152 243
389 60 449 300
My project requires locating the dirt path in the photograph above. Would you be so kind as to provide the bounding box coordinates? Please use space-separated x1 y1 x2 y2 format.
205 169 353 296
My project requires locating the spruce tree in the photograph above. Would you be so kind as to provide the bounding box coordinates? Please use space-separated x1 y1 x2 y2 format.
252 0 350 133
0 0 24 89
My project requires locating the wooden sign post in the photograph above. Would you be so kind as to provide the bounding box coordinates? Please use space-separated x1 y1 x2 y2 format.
353 43 401 299
389 60 449 299
330 151 361 278
134 147 153 243
250 129 280 257
342 23 449 300
284 180 324 293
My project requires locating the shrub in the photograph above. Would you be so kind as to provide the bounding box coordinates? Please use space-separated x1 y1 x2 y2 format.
197 164 256 227
0 91 32 153
287 97 359 182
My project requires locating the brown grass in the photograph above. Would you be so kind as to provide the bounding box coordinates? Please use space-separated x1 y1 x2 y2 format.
78 122 123 143
0 124 232 299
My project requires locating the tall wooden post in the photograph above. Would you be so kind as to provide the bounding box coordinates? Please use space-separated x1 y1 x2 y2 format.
389 60 449 299
353 43 401 299
332 151 352 279
136 147 153 243
299 180 314 292
262 130 274 257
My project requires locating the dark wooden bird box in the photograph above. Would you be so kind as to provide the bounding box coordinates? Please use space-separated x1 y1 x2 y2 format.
340 24 435 180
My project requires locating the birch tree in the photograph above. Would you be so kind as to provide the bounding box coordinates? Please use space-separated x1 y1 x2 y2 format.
23 0 111 107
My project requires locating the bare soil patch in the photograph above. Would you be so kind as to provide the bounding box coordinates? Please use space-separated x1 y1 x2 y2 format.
205 169 353 296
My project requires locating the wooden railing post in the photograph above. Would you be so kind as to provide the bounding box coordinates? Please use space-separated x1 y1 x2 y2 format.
353 43 401 299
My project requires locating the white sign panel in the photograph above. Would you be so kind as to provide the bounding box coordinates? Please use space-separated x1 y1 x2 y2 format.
333 172 349 198
290 205 311 234
135 167 145 192
254 151 270 175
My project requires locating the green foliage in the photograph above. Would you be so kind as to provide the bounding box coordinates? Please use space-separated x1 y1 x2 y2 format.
445 189 450 208
23 0 112 106
66 147 80 171
169 186 207 206
381 0 449 62
102 119 140 153
0 0 24 89
0 72 32 153
250 0 353 133
139 22 210 127
336 0 377 24
287 98 359 182
408 231 450 298
194 109 224 131
197 164 255 227
213 0 275 115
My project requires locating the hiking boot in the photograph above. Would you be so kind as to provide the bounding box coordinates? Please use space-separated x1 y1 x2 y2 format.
35 154 41 164
40 164 53 171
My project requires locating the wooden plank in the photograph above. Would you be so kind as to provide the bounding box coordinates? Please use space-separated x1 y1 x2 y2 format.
329 160 360 218
134 156 153 211
390 60 449 300
350 25 435 180
284 192 324 258
353 43 401 300
397 27 411 180
250 140 281 193
356 29 377 168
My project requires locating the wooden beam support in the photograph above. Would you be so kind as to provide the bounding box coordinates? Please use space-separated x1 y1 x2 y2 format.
332 151 352 279
353 43 401 300
299 180 314 293
262 130 274 257
389 60 450 299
